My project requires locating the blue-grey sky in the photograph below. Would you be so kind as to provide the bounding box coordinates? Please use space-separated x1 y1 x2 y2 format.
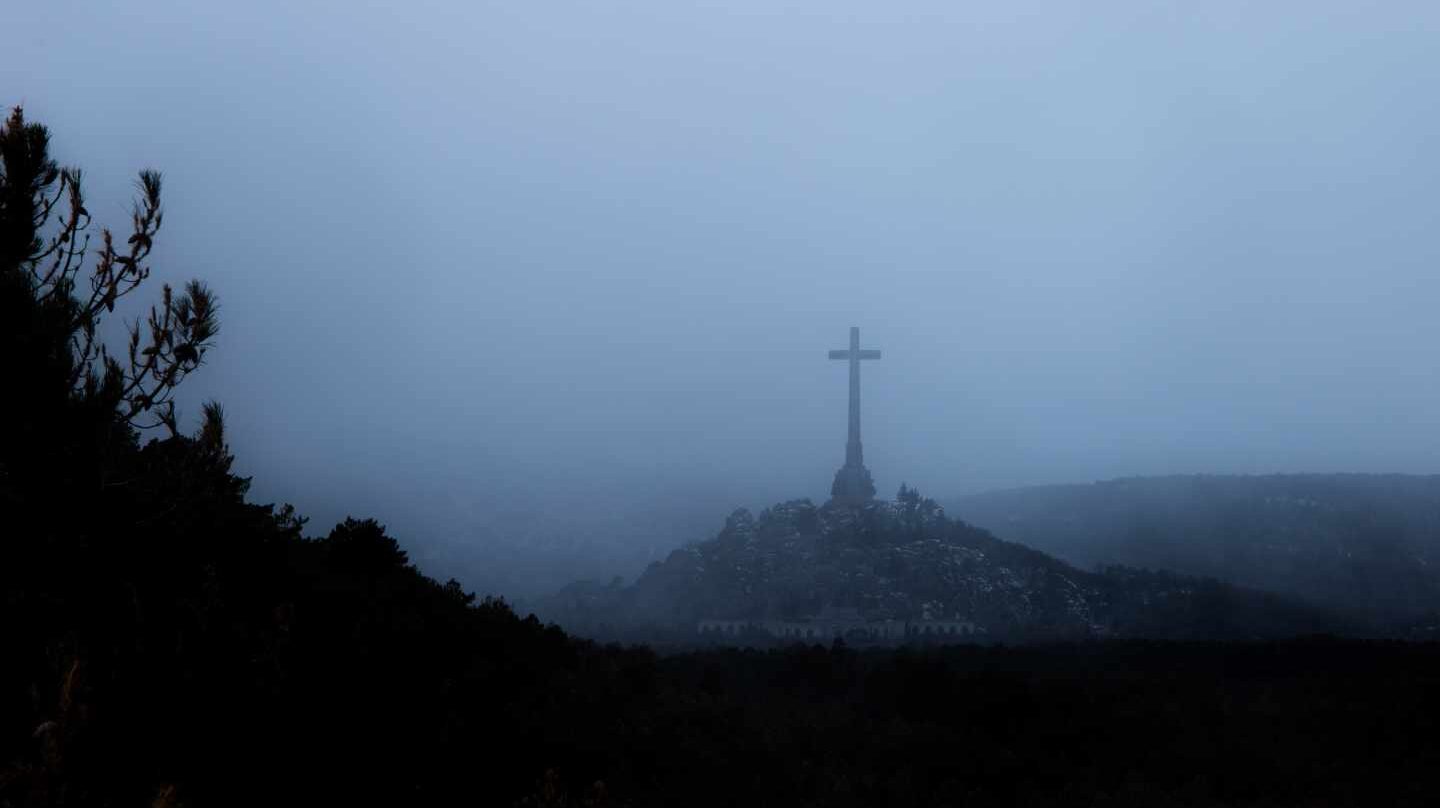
7 2 1440 594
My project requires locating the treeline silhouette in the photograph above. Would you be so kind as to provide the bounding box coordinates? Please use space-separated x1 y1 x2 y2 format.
5 107 1440 807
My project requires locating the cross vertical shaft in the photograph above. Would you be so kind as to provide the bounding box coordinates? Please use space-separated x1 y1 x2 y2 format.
828 326 881 506
846 326 863 467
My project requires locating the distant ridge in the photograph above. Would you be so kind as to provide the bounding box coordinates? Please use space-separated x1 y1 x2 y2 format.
954 473 1440 631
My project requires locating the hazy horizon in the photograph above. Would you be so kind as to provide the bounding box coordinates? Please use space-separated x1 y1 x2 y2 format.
8 1 1440 595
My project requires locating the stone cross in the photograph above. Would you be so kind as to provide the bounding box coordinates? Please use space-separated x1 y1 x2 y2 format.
828 326 880 505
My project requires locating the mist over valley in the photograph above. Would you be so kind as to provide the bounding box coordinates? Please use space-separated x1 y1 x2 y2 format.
8 2 1440 805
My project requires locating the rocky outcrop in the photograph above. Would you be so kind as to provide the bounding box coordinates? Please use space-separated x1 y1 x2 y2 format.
541 489 1344 641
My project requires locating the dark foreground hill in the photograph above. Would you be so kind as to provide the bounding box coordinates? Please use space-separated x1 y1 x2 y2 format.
955 474 1440 630
541 491 1345 643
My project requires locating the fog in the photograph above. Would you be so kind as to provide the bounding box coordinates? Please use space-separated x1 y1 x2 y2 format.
7 2 1440 595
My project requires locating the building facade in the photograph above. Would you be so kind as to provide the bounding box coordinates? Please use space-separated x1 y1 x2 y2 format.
698 610 980 644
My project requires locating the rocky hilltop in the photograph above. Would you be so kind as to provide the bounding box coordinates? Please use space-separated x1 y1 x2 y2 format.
543 487 1341 642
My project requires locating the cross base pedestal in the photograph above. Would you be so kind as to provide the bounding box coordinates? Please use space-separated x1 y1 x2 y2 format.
830 462 877 507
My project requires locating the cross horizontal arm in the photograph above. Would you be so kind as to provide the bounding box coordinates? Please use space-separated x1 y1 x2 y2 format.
829 350 881 360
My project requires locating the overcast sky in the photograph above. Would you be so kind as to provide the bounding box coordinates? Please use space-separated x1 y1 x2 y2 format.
8 2 1440 593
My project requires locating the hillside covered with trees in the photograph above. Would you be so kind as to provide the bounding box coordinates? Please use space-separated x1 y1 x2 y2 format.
955 475 1440 631
542 490 1346 643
